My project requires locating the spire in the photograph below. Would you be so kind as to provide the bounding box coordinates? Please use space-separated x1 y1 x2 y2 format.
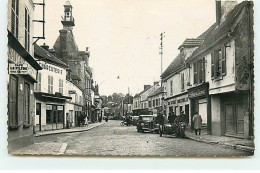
61 0 75 28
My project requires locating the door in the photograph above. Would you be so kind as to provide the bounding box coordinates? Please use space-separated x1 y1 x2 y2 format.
225 104 235 135
36 103 41 131
24 83 30 124
9 75 18 126
225 104 245 137
185 104 189 125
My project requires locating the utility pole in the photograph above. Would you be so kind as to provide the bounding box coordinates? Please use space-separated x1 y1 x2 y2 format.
159 32 165 114
159 32 165 75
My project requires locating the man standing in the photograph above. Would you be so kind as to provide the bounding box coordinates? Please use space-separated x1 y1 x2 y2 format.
192 112 202 135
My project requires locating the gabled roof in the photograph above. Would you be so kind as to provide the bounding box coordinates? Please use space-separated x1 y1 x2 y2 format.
34 44 68 68
160 53 185 79
178 38 205 49
139 85 153 96
187 1 249 63
148 87 163 98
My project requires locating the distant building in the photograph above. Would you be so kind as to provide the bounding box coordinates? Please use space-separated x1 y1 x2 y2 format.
53 0 93 122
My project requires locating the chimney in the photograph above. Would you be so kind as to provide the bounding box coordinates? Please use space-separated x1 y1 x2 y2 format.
144 85 151 90
86 47 89 51
216 0 221 25
41 43 49 51
154 81 159 86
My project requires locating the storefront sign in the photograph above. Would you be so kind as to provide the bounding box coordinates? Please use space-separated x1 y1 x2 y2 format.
38 61 63 75
9 63 37 80
188 84 208 99
57 106 64 110
46 105 52 110
8 47 37 80
168 96 188 106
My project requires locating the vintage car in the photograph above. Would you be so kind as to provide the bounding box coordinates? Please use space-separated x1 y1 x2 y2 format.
131 116 139 126
137 115 159 133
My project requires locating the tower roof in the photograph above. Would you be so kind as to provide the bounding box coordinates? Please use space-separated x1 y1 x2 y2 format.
64 0 72 7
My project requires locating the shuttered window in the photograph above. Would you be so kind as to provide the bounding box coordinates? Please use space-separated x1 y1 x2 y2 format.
59 79 63 94
25 7 30 52
35 72 41 92
211 44 227 79
170 80 173 95
48 75 53 94
11 0 19 38
193 63 198 84
181 73 184 90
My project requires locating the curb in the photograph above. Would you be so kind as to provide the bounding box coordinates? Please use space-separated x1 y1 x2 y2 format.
34 123 105 137
186 135 254 152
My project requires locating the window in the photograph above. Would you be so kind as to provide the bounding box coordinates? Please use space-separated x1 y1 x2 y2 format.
170 80 173 95
75 93 78 103
11 0 19 38
9 75 18 126
193 63 198 84
153 100 155 107
181 73 184 90
193 58 205 85
211 45 226 79
156 99 159 106
59 79 63 94
48 75 53 94
35 72 41 92
24 82 30 125
148 100 152 107
25 7 30 52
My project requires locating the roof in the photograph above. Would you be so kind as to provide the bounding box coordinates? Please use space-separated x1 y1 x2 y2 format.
187 1 249 63
178 38 205 49
148 87 163 98
34 44 68 68
161 53 185 79
71 75 81 81
139 85 153 96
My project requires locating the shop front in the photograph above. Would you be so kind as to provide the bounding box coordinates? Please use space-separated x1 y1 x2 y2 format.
34 92 71 131
188 83 211 134
165 93 189 125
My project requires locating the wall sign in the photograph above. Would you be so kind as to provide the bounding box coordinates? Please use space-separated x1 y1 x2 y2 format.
38 61 63 75
188 84 208 99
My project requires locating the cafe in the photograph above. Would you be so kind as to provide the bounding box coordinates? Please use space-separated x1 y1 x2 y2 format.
188 83 211 134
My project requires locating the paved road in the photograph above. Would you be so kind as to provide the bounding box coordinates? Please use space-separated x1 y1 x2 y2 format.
35 120 252 157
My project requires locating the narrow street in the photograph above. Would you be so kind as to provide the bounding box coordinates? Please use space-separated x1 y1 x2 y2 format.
34 120 252 157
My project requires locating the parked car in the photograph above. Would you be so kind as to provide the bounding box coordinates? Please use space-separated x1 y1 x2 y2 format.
131 116 139 126
137 115 158 133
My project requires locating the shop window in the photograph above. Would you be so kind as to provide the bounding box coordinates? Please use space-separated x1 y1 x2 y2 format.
24 7 30 52
11 0 19 38
24 82 30 125
9 75 18 127
48 75 53 94
59 79 63 94
211 45 226 79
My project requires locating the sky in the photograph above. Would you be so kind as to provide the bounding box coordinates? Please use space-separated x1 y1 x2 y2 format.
34 0 217 96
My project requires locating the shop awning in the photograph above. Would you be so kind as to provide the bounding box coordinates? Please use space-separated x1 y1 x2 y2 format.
35 92 72 101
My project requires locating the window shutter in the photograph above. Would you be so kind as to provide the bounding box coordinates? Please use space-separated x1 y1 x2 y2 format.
193 63 198 84
202 57 205 82
221 44 226 75
214 50 219 78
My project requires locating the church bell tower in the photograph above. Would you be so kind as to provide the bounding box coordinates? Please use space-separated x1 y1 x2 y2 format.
61 0 75 28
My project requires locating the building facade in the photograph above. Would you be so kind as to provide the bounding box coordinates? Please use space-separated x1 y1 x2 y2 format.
7 0 42 150
186 1 254 138
34 44 72 131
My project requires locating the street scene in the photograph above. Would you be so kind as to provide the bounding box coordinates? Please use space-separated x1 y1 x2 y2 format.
6 0 254 157
13 121 252 156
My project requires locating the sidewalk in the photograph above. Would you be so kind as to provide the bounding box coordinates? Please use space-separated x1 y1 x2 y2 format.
185 127 255 153
10 122 105 155
34 122 105 137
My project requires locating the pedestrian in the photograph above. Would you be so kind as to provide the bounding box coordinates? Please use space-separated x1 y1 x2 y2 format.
168 112 174 124
180 111 186 125
192 112 202 135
